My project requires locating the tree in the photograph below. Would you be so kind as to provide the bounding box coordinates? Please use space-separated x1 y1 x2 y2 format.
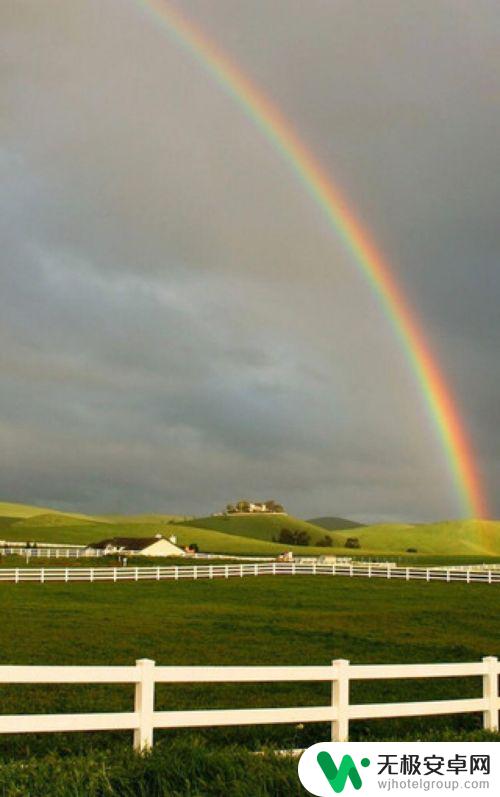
345 537 361 549
236 500 250 513
226 504 236 514
295 530 311 546
316 534 333 547
277 528 310 546
278 528 295 545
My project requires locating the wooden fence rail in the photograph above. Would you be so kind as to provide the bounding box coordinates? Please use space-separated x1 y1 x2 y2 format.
0 657 498 749
0 562 500 584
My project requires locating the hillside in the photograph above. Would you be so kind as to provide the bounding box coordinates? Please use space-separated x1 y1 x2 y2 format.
351 519 500 556
1 502 499 559
0 516 342 557
179 513 325 543
307 516 365 531
99 514 192 524
0 502 106 524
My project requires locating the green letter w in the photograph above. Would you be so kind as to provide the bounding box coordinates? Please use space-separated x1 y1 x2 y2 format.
317 753 364 793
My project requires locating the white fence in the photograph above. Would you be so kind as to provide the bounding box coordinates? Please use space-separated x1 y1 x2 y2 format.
0 547 101 559
0 657 498 749
0 547 277 562
0 561 500 584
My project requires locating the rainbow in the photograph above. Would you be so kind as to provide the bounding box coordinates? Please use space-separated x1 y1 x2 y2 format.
138 0 487 518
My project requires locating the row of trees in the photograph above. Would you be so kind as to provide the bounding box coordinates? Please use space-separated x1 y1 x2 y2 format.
274 528 310 546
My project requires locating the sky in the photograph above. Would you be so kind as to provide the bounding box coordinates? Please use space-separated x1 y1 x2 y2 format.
1 0 498 522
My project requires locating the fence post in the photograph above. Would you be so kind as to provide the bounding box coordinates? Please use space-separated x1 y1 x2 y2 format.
483 656 499 732
331 658 350 742
134 658 155 751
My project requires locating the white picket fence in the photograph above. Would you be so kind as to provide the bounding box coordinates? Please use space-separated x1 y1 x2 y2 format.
0 657 498 749
0 561 499 584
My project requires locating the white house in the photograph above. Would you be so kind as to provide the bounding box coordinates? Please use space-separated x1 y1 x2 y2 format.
87 534 185 557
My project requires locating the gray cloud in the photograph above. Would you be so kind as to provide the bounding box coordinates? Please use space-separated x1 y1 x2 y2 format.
0 0 498 520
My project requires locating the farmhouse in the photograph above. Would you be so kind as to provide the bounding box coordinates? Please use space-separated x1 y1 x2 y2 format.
87 534 185 557
225 500 285 514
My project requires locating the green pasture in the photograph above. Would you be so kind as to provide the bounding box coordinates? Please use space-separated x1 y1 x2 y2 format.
1 567 499 794
0 575 498 754
180 515 500 556
1 501 500 559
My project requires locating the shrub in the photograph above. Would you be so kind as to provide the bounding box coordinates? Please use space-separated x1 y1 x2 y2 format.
345 537 361 549
277 529 310 546
316 535 333 547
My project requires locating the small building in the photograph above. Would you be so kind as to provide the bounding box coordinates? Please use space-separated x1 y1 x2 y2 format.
87 534 185 557
225 500 286 515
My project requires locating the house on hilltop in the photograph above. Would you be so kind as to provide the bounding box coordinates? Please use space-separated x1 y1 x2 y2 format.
87 534 185 557
224 500 286 515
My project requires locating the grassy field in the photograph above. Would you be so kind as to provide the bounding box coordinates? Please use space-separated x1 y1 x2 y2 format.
0 570 499 794
0 519 328 556
307 516 365 530
2 502 500 559
2 502 499 795
180 513 323 542
179 515 500 557
0 576 498 748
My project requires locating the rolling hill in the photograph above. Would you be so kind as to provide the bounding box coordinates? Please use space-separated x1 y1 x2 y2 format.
0 502 106 523
307 516 365 531
0 502 499 559
349 519 500 556
178 513 324 543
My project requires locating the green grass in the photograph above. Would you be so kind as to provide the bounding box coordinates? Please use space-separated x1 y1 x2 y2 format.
0 574 499 793
179 513 321 543
0 740 306 797
0 515 354 557
2 502 500 559
179 515 500 557
1 730 499 797
349 519 500 556
0 519 317 556
0 576 498 751
0 502 106 523
100 514 193 524
307 516 365 530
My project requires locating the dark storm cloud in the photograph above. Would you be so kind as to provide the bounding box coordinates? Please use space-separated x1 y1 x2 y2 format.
0 0 498 519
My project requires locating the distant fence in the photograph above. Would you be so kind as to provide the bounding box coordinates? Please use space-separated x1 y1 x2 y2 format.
0 656 498 749
0 547 101 559
0 548 276 562
0 561 500 584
